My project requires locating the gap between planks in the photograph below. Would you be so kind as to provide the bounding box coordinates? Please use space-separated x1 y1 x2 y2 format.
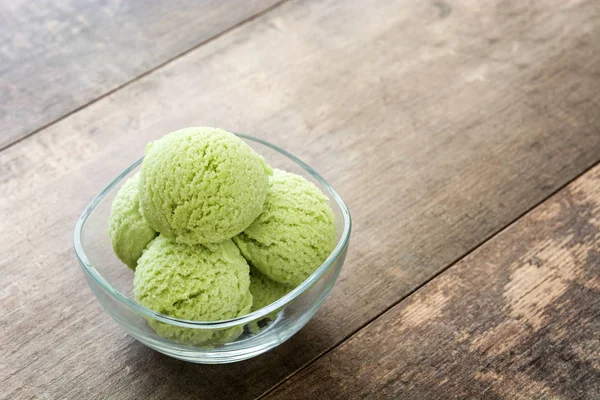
256 159 600 400
0 0 289 154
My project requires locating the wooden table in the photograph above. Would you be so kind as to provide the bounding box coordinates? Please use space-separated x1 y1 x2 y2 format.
2 1 599 398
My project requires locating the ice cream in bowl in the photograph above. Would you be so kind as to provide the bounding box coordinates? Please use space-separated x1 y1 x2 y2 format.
73 128 351 363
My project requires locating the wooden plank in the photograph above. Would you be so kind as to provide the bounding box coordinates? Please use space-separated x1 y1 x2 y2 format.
265 164 600 400
0 0 281 150
1 0 600 398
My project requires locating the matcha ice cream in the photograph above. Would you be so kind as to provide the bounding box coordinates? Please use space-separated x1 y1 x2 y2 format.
134 235 252 344
249 267 292 312
108 172 157 269
139 127 272 245
106 127 342 346
233 169 337 287
247 267 292 333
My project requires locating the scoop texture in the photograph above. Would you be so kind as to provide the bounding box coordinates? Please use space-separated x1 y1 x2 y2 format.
108 172 157 270
139 127 272 245
134 235 252 344
249 267 292 312
233 169 336 287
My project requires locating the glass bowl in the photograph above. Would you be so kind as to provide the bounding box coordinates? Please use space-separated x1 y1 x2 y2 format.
73 134 351 364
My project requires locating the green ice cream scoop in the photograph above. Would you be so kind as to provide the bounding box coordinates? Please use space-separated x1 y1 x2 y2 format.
134 235 252 345
139 127 272 245
233 169 337 287
108 172 157 270
249 267 292 312
247 267 292 333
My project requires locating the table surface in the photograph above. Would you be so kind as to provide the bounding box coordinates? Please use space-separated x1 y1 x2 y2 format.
1 1 599 399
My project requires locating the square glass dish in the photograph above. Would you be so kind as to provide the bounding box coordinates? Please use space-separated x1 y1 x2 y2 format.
73 134 351 363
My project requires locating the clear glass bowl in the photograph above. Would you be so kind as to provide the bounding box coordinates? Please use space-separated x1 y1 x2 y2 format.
73 134 351 364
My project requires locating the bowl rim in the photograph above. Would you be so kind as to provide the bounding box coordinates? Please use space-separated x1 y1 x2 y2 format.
73 133 352 329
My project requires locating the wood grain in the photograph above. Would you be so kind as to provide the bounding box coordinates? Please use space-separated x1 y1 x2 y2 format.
1 0 600 398
266 164 600 400
0 0 281 150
